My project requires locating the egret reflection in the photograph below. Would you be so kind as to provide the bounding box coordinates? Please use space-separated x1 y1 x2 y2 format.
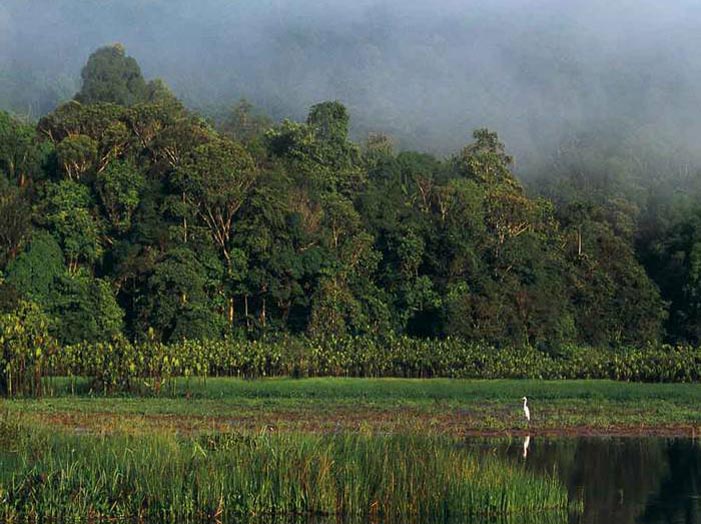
522 435 530 459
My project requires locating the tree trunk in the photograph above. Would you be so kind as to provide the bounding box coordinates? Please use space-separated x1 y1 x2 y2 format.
577 225 583 256
182 193 188 243
228 296 234 325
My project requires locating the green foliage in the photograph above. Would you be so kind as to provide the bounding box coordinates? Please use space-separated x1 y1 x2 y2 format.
39 336 701 393
267 103 364 195
562 207 666 346
0 174 31 267
40 180 102 271
0 44 682 354
49 271 123 345
307 100 351 144
454 128 516 188
5 231 65 302
55 134 97 180
219 98 273 144
0 300 56 396
75 44 148 106
0 427 569 522
641 206 701 342
96 159 144 234
0 111 45 187
137 247 226 343
174 138 258 268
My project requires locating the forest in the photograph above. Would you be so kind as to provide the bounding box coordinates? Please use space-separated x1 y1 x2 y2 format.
1 44 700 353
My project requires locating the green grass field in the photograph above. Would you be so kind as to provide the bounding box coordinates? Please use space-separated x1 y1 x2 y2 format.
11 378 701 436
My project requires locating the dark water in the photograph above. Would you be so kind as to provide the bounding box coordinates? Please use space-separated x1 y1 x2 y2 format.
301 436 701 524
496 436 701 524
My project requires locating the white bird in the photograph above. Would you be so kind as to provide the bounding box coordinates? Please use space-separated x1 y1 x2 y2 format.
522 396 530 422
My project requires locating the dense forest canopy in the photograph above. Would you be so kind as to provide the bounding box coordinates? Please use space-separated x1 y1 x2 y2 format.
3 44 699 349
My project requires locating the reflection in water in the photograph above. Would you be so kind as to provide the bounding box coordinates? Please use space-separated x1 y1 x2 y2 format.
637 440 701 524
539 438 666 524
523 434 531 459
497 436 701 524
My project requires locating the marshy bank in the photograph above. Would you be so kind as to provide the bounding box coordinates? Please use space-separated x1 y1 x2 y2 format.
13 378 701 437
0 417 570 523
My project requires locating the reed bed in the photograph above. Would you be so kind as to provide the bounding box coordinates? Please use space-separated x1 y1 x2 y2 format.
48 337 701 396
0 422 569 523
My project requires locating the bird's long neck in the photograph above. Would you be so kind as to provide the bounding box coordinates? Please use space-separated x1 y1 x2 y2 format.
523 399 528 406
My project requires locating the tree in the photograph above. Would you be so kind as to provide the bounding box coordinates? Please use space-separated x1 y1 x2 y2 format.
641 206 701 342
307 101 351 145
267 102 365 195
173 138 258 325
230 165 309 332
75 44 148 106
454 129 516 188
49 271 124 344
0 175 31 268
40 180 103 272
96 160 145 235
55 134 97 180
149 117 214 170
0 111 45 188
220 99 273 144
5 231 65 303
174 138 257 268
136 247 226 342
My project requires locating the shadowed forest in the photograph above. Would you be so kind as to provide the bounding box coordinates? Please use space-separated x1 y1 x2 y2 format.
2 41 699 351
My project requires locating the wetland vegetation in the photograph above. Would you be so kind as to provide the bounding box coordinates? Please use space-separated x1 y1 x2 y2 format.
4 378 701 522
12 378 701 438
0 415 569 523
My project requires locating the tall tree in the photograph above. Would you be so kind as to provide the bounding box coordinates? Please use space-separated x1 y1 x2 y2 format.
0 175 31 268
75 44 148 106
174 138 258 324
40 180 102 273
0 111 45 188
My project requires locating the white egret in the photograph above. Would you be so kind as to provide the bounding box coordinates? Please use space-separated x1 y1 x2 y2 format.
522 396 530 422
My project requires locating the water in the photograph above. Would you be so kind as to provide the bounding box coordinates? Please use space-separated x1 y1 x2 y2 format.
496 436 701 524
296 436 701 524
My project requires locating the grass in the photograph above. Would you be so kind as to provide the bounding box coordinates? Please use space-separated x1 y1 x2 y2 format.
2 377 694 521
6 378 675 521
0 417 570 523
12 377 701 436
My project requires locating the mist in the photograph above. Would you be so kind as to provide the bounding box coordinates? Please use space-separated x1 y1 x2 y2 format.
2 0 701 178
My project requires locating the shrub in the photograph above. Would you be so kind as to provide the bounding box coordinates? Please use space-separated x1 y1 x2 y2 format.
33 335 701 395
0 300 57 396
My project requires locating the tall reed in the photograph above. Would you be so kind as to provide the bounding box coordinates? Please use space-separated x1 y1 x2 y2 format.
0 426 569 523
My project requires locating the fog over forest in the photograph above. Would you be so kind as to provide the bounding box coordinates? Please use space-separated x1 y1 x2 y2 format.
2 0 701 177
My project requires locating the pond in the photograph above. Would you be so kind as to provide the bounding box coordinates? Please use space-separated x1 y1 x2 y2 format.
494 436 701 524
